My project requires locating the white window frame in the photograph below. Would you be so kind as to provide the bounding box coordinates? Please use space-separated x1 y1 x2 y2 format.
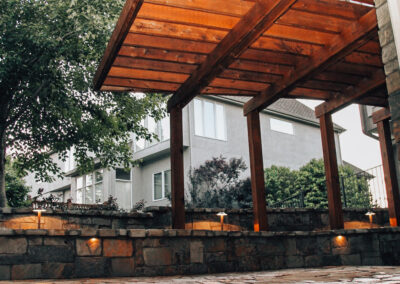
133 115 170 152
152 169 171 201
193 98 227 141
270 118 294 135
64 147 75 173
75 170 104 204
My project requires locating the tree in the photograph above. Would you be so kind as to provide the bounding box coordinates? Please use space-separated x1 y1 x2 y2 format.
264 165 298 206
0 1 165 206
266 159 373 209
5 158 30 208
297 159 329 209
185 156 249 209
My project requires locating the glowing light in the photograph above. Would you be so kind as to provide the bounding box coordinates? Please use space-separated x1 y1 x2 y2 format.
217 212 227 231
33 209 47 213
334 235 347 247
365 211 376 228
89 237 98 243
33 208 46 229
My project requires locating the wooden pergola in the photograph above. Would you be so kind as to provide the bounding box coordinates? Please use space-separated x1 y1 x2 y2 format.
94 0 399 231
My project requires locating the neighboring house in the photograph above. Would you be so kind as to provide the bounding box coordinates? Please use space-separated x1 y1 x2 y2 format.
25 96 345 209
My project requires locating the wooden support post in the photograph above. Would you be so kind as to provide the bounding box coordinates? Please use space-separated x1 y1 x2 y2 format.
375 114 400 227
170 106 185 229
319 113 344 230
247 110 268 231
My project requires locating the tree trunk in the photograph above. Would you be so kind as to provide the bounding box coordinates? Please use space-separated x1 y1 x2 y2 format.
0 133 7 207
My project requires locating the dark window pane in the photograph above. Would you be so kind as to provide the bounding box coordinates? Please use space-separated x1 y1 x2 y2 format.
116 168 131 180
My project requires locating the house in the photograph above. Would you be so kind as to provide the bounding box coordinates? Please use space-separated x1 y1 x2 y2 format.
25 96 345 209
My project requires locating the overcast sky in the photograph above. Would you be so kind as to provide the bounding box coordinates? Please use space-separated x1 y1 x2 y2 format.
298 99 382 171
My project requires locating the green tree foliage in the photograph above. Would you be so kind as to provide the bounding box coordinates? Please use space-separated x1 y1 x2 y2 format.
185 156 251 209
266 159 373 209
297 159 329 209
0 0 166 206
5 159 30 208
265 166 298 206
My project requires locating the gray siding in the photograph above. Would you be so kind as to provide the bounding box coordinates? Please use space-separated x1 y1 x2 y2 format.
25 97 344 209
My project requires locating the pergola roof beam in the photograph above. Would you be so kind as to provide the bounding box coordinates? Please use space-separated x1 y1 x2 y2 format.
314 69 386 117
93 0 144 91
167 0 297 111
243 9 378 115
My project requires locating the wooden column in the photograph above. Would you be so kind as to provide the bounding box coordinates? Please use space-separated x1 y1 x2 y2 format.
373 109 400 227
319 113 344 230
247 110 268 231
170 106 185 229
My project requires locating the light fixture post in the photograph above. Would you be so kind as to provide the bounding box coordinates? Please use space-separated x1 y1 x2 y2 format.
33 208 46 229
217 212 227 231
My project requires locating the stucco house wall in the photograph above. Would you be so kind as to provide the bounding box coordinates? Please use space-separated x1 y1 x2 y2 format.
26 97 345 209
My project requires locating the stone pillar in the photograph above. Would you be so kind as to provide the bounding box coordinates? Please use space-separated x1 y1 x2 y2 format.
375 0 400 158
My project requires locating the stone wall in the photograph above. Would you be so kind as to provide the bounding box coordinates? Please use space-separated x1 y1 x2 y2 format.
0 207 389 231
0 227 400 280
375 0 400 142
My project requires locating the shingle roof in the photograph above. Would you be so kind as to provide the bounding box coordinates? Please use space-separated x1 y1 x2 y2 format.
216 96 346 132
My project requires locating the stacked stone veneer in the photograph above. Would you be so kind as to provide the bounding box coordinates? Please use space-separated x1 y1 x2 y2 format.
375 0 400 140
0 227 400 280
0 207 389 231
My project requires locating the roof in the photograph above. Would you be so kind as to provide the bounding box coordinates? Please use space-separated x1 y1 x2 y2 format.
216 96 346 132
94 0 388 117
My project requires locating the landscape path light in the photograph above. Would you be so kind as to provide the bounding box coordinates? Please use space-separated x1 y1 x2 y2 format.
33 208 46 229
217 212 227 231
365 211 376 228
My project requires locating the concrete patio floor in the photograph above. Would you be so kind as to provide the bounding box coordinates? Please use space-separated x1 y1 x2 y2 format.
2 266 400 284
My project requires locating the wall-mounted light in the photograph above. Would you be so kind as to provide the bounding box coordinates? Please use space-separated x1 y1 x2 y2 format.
217 212 227 231
334 235 347 247
365 211 376 227
32 208 46 229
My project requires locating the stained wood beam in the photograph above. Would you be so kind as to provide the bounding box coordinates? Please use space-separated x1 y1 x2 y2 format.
247 111 268 231
170 107 185 229
167 0 297 111
372 108 391 124
93 0 144 90
374 110 400 227
320 113 344 230
314 69 386 117
243 9 378 115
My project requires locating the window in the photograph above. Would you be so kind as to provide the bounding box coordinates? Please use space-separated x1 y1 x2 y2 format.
116 168 131 181
153 170 171 201
270 118 294 135
75 170 103 204
194 99 226 140
64 148 75 172
134 115 170 152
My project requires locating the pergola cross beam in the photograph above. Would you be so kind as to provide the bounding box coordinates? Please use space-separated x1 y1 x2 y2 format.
166 0 297 111
243 9 378 115
314 69 386 118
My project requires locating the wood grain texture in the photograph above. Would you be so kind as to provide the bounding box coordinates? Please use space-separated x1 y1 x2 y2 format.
314 70 386 117
319 113 344 230
93 0 143 90
376 117 400 227
243 9 378 115
167 0 297 111
247 111 268 231
170 107 185 229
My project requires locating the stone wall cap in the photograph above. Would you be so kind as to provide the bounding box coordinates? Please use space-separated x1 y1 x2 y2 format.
1 226 399 238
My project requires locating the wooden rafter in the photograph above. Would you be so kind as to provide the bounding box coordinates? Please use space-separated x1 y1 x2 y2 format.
93 0 143 91
167 0 297 111
243 9 378 115
314 69 386 117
